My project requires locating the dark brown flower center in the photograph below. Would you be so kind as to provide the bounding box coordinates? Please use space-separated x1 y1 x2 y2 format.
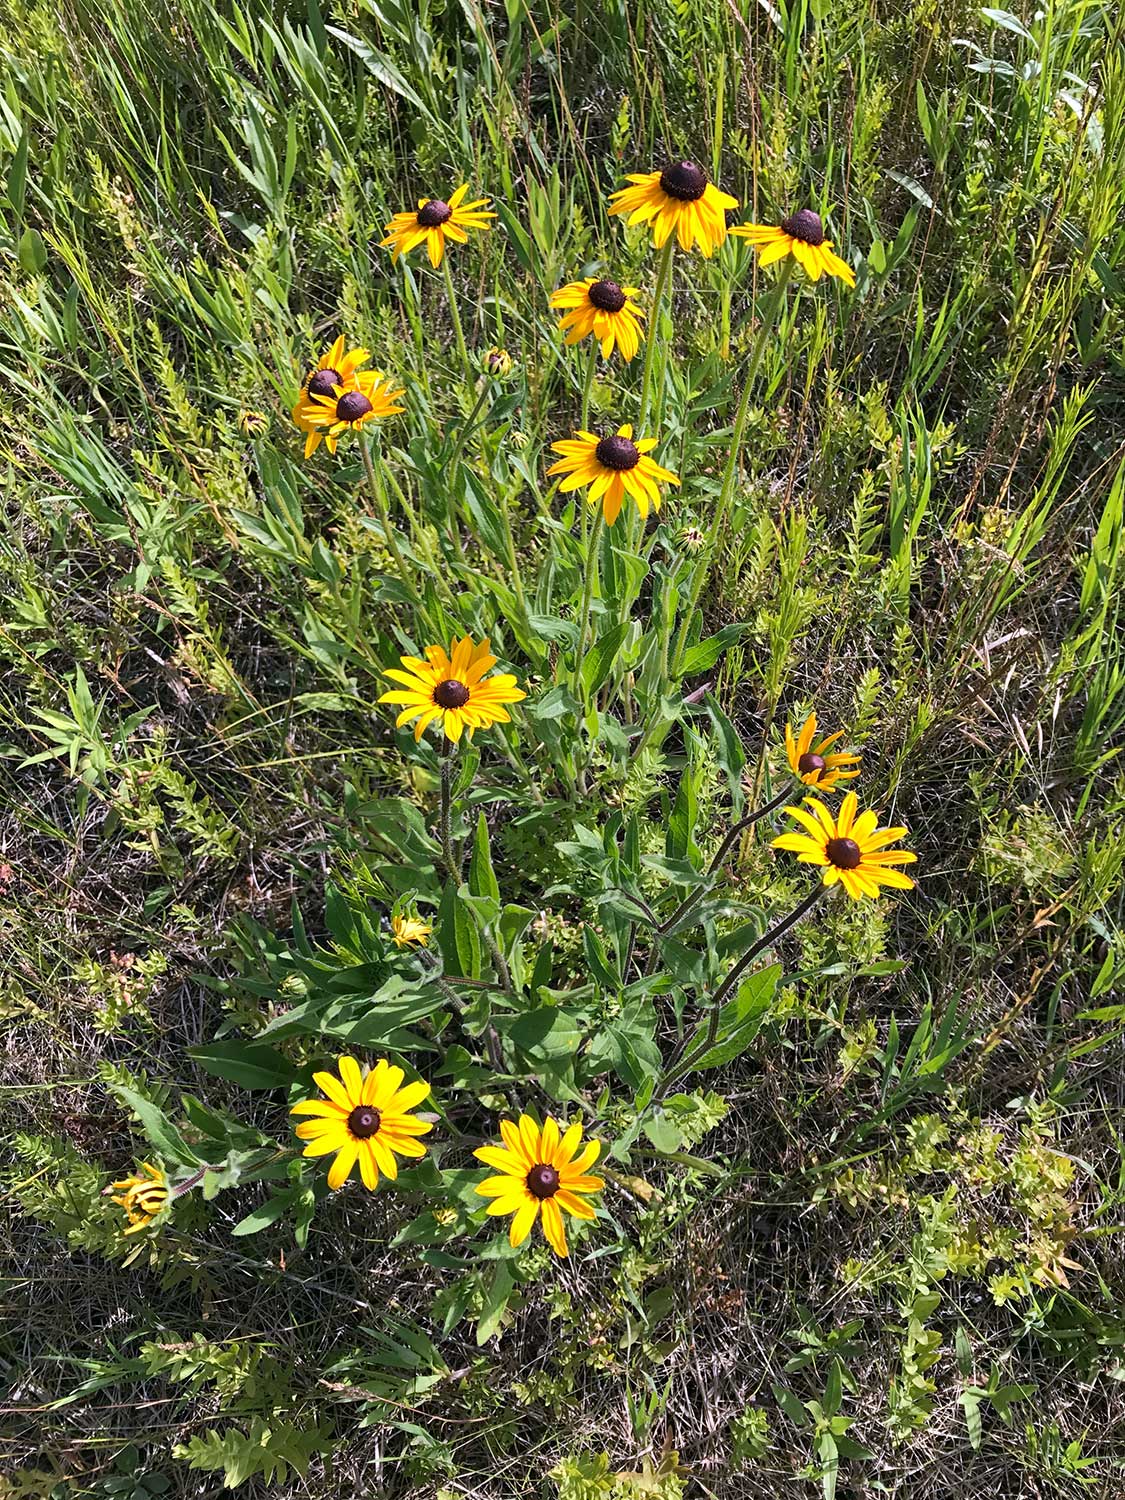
433 678 471 709
798 752 826 776
659 161 707 201
308 368 341 398
336 390 373 423
347 1105 381 1139
595 434 640 471
417 199 453 228
526 1163 560 1200
826 836 862 870
588 279 627 313
781 209 825 246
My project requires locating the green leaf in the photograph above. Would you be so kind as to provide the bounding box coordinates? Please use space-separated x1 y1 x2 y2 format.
686 964 780 1071
469 811 501 907
580 621 630 698
476 1260 515 1344
582 926 620 989
506 1006 583 1059
440 877 480 979
643 1109 682 1153
679 622 747 675
773 1383 809 1428
189 1041 297 1091
6 128 29 218
705 693 747 817
232 1191 297 1237
18 227 47 274
107 1083 204 1168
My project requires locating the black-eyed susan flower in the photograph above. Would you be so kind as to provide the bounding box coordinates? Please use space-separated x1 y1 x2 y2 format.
107 1162 168 1235
380 185 496 268
290 1056 432 1191
549 277 645 361
771 791 916 901
474 1115 603 1258
378 634 526 743
294 335 373 404
293 370 405 458
547 424 679 526
483 347 513 377
391 912 431 949
730 210 855 286
608 161 738 257
785 713 862 793
238 409 269 438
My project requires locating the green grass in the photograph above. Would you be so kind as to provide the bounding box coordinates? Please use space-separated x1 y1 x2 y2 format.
2 0 1124 1495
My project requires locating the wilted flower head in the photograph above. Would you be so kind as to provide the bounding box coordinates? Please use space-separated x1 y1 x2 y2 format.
107 1162 168 1235
238 409 268 438
483 346 514 377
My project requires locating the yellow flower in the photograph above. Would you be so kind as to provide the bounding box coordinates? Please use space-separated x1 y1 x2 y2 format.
547 424 679 527
730 210 855 286
292 369 405 458
380 184 496 268
549 277 645 361
238 409 268 438
107 1162 168 1235
378 634 526 743
771 792 916 901
391 912 431 949
474 1115 603 1258
608 161 738 257
290 336 376 456
290 1056 432 1191
785 713 861 793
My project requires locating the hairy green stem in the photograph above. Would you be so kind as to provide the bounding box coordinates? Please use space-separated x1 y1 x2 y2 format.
361 437 422 609
658 882 828 1096
441 256 473 383
637 237 675 434
446 378 491 474
671 262 792 675
439 742 460 882
658 785 796 934
573 506 604 703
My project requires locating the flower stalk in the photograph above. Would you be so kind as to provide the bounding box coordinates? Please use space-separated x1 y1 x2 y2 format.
360 436 423 609
439 740 460 882
657 882 828 1096
672 261 793 676
442 256 474 383
637 236 675 434
658 784 795 934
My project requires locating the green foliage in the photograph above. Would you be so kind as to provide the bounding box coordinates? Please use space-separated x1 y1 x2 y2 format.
171 1419 334 1488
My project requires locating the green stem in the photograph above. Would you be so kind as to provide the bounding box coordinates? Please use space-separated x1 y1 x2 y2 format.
658 785 796 934
580 341 597 431
637 237 675 435
671 262 792 675
573 506 604 703
360 437 422 609
446 378 492 474
657 882 828 1097
439 742 460 882
441 256 473 384
498 479 530 627
578 344 597 554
